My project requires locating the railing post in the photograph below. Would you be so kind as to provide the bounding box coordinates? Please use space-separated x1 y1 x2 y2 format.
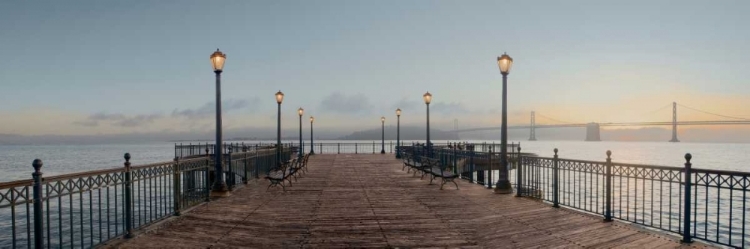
32 159 44 249
516 147 523 197
205 148 211 202
243 153 249 184
487 149 493 189
453 146 458 175
470 148 475 182
173 157 181 216
553 148 559 208
682 153 693 243
255 148 260 179
124 153 133 238
227 146 234 190
355 143 358 154
604 150 612 221
338 143 340 154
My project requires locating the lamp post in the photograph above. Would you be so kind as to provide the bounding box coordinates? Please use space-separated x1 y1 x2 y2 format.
423 92 432 156
210 49 228 194
298 108 304 159
396 108 402 158
275 91 284 167
494 52 514 194
310 116 315 155
380 116 386 154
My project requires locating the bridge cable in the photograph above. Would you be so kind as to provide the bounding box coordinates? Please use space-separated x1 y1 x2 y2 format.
677 103 750 120
638 103 672 118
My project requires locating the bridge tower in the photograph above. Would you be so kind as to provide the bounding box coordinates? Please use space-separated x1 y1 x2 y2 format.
529 111 537 141
585 122 601 141
669 102 680 142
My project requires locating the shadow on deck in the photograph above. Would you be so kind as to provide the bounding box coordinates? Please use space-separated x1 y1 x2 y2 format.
108 154 705 248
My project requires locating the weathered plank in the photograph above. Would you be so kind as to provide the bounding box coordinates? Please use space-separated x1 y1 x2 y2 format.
110 154 710 248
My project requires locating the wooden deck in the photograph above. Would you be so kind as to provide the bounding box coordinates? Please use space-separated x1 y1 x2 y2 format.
111 154 707 248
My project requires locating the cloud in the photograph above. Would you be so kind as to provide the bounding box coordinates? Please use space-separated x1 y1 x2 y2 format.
431 102 469 115
72 120 99 127
73 112 163 127
391 98 420 113
113 114 163 127
319 92 372 114
89 112 126 121
172 98 259 119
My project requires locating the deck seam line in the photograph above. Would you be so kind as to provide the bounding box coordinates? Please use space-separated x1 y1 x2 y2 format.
206 183 280 248
397 165 479 247
449 184 586 248
298 157 331 248
359 159 392 248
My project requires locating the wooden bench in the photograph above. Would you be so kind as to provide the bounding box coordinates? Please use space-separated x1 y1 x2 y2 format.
402 154 419 172
265 158 296 191
411 157 430 179
289 154 311 182
426 157 461 190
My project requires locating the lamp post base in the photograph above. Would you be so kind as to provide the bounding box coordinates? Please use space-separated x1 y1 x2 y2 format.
211 184 231 197
493 179 514 194
380 150 385 154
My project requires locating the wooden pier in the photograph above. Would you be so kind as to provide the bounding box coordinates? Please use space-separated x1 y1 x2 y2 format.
109 154 706 248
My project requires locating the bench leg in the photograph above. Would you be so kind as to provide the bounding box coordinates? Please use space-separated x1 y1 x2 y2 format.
442 178 459 190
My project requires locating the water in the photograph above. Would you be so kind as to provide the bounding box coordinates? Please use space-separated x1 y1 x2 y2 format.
2 140 748 182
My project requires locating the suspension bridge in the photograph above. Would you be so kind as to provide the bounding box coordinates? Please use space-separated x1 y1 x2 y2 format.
455 102 750 142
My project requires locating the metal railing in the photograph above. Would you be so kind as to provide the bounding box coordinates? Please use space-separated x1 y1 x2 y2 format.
0 155 211 248
174 142 270 159
399 144 524 188
0 146 291 248
516 150 750 248
175 142 513 157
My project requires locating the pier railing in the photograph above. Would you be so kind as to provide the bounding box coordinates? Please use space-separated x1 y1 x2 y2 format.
516 150 749 248
0 146 291 248
417 144 524 188
175 141 510 158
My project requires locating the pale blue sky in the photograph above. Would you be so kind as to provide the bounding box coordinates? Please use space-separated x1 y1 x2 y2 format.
1 1 749 135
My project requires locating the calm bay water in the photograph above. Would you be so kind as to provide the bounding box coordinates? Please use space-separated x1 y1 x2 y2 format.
0 140 748 182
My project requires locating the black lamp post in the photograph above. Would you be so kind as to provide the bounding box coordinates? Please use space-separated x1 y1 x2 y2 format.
275 91 284 167
380 116 386 154
396 108 401 158
210 49 228 194
494 52 514 194
423 92 432 155
309 116 315 155
298 107 304 159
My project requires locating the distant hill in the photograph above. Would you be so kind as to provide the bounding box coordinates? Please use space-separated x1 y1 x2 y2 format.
338 126 459 140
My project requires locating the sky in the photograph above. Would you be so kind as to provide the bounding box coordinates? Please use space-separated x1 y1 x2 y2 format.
1 1 749 141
